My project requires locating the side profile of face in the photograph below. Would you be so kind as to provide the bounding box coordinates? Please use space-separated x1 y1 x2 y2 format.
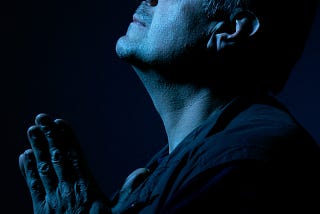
115 0 215 69
115 0 318 94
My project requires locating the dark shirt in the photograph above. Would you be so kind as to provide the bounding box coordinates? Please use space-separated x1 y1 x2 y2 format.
111 94 320 213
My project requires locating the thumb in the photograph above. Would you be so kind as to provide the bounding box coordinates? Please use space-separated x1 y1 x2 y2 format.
121 168 150 192
112 168 150 213
119 168 150 198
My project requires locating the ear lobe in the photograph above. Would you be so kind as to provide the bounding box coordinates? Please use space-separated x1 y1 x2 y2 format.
207 9 260 52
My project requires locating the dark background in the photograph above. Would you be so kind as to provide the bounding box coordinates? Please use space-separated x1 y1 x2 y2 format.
1 1 320 213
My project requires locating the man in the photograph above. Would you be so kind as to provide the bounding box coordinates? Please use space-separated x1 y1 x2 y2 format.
19 0 320 213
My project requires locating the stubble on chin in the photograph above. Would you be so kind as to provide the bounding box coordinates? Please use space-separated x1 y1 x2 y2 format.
115 36 142 67
115 36 129 59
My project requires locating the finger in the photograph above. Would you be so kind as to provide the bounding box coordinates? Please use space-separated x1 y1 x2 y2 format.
35 113 71 182
19 151 27 179
53 118 80 152
27 125 57 193
54 118 94 181
19 149 45 205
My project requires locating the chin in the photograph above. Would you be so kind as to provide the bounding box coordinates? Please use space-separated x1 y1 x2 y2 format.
115 38 144 67
115 36 138 61
115 37 128 59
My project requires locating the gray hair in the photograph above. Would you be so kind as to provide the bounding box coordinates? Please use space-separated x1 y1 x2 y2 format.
202 0 248 20
202 0 318 94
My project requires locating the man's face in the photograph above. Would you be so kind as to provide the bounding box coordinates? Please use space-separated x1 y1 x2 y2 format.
115 0 214 68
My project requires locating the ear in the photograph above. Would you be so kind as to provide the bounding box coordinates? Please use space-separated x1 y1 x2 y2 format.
207 8 260 52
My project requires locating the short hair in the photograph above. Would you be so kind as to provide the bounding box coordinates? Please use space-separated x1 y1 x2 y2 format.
203 0 318 94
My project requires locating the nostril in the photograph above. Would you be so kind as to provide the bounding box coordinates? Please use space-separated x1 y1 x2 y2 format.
147 0 158 6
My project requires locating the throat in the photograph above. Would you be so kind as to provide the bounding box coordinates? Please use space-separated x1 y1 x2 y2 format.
158 90 228 153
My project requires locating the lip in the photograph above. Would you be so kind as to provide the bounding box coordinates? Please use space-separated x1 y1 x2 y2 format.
132 14 146 27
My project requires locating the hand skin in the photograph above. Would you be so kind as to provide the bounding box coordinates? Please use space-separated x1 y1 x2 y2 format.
19 113 111 214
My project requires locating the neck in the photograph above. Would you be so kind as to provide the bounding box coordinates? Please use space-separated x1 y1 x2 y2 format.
132 66 230 153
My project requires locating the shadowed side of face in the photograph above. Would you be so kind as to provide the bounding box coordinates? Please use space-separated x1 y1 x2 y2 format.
115 0 215 70
115 0 318 95
195 0 319 94
241 0 319 94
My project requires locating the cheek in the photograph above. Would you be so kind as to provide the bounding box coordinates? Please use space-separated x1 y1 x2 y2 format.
146 14 188 55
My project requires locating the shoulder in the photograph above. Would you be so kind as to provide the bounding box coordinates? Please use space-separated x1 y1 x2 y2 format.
181 95 320 176
162 101 320 213
233 100 318 151
215 101 308 151
156 96 320 213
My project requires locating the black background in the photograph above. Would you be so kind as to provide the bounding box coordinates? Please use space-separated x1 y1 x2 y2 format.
2 1 320 213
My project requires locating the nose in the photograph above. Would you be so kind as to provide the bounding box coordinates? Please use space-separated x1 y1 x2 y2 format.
135 0 158 7
146 0 158 6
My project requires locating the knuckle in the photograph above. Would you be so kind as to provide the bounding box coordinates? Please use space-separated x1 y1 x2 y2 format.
29 179 42 191
37 162 51 175
71 158 80 169
51 149 63 165
43 128 54 138
68 151 81 169
75 180 89 193
58 181 74 198
74 180 89 203
46 194 58 210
